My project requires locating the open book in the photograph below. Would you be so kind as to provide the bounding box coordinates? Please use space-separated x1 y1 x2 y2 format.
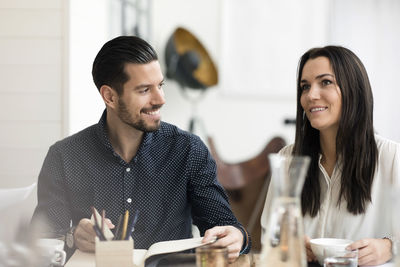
90 208 216 267
133 236 216 267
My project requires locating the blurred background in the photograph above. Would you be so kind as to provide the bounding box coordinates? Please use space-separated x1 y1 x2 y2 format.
0 0 399 236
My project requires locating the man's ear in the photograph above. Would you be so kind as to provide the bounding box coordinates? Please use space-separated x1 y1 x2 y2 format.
100 85 118 109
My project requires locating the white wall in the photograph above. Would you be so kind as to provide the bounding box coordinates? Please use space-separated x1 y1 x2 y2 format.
329 0 400 143
0 0 68 215
150 0 400 162
69 0 109 134
153 0 400 162
150 0 298 162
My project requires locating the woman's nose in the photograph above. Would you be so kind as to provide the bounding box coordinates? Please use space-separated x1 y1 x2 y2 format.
307 85 320 100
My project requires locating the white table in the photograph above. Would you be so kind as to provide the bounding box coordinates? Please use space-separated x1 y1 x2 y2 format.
65 250 147 267
65 250 251 267
65 250 394 267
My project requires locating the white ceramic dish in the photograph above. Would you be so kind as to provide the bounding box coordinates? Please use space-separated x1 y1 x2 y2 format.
309 238 353 265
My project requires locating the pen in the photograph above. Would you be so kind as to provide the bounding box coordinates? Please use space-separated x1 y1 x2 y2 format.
125 210 139 240
121 210 129 240
93 224 106 241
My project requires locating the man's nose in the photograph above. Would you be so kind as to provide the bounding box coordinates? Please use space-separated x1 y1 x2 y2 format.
151 88 166 106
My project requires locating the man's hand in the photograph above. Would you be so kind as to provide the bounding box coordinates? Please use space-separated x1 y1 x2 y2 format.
304 236 317 262
74 218 115 252
202 226 244 263
347 238 392 266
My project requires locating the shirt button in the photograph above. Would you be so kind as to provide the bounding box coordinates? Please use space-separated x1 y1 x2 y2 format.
126 168 131 172
127 198 132 203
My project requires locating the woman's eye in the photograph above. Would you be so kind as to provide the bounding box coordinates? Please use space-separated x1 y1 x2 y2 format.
301 84 310 91
322 80 332 86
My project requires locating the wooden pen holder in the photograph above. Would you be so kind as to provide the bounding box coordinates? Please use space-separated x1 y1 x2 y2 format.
95 237 134 267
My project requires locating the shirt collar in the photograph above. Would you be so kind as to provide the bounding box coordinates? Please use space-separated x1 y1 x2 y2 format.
317 152 343 183
96 109 155 152
317 152 343 167
96 109 114 153
142 129 153 146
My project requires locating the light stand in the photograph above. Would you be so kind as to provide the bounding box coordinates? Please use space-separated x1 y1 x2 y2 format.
164 27 218 135
179 87 207 134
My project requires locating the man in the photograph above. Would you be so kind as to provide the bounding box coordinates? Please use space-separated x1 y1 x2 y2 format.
32 36 250 262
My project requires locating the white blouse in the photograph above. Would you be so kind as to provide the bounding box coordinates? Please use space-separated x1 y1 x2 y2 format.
261 135 400 244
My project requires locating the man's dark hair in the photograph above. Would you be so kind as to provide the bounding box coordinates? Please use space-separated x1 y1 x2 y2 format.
293 46 378 216
92 36 158 95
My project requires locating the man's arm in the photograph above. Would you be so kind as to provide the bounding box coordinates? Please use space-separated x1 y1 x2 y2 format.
31 145 72 236
187 136 251 260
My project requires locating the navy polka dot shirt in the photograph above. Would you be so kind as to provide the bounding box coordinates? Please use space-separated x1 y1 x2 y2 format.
32 110 250 253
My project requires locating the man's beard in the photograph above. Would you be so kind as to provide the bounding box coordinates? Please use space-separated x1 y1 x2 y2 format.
117 98 161 132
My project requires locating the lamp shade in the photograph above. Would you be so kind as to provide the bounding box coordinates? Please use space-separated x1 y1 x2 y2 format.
165 27 218 90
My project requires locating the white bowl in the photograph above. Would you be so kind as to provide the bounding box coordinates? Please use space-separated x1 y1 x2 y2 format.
309 238 353 265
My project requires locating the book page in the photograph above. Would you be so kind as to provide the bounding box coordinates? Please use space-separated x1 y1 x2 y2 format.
144 237 216 261
133 249 147 266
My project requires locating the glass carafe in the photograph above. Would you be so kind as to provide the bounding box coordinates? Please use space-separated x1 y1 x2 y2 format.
259 154 310 267
392 186 400 267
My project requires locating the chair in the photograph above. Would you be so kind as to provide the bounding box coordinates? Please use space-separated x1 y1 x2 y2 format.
207 136 286 251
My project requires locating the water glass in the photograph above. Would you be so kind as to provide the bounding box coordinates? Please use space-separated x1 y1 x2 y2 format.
323 248 358 267
249 252 260 267
196 245 228 267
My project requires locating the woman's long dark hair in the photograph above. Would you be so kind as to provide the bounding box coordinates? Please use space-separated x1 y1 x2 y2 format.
293 46 378 216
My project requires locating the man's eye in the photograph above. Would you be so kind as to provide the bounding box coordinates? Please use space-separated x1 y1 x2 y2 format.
158 82 165 89
140 88 149 94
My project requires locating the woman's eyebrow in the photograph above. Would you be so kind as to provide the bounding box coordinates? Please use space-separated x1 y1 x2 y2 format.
315 73 334 79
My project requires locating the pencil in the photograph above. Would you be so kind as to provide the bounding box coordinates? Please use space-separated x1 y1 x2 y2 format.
121 210 129 240
113 214 123 240
101 209 105 237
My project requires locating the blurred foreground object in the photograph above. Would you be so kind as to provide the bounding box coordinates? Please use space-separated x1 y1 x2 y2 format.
0 183 59 266
260 154 310 267
0 183 36 242
392 185 400 267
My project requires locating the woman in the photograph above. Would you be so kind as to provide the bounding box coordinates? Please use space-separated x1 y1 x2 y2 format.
260 46 400 266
